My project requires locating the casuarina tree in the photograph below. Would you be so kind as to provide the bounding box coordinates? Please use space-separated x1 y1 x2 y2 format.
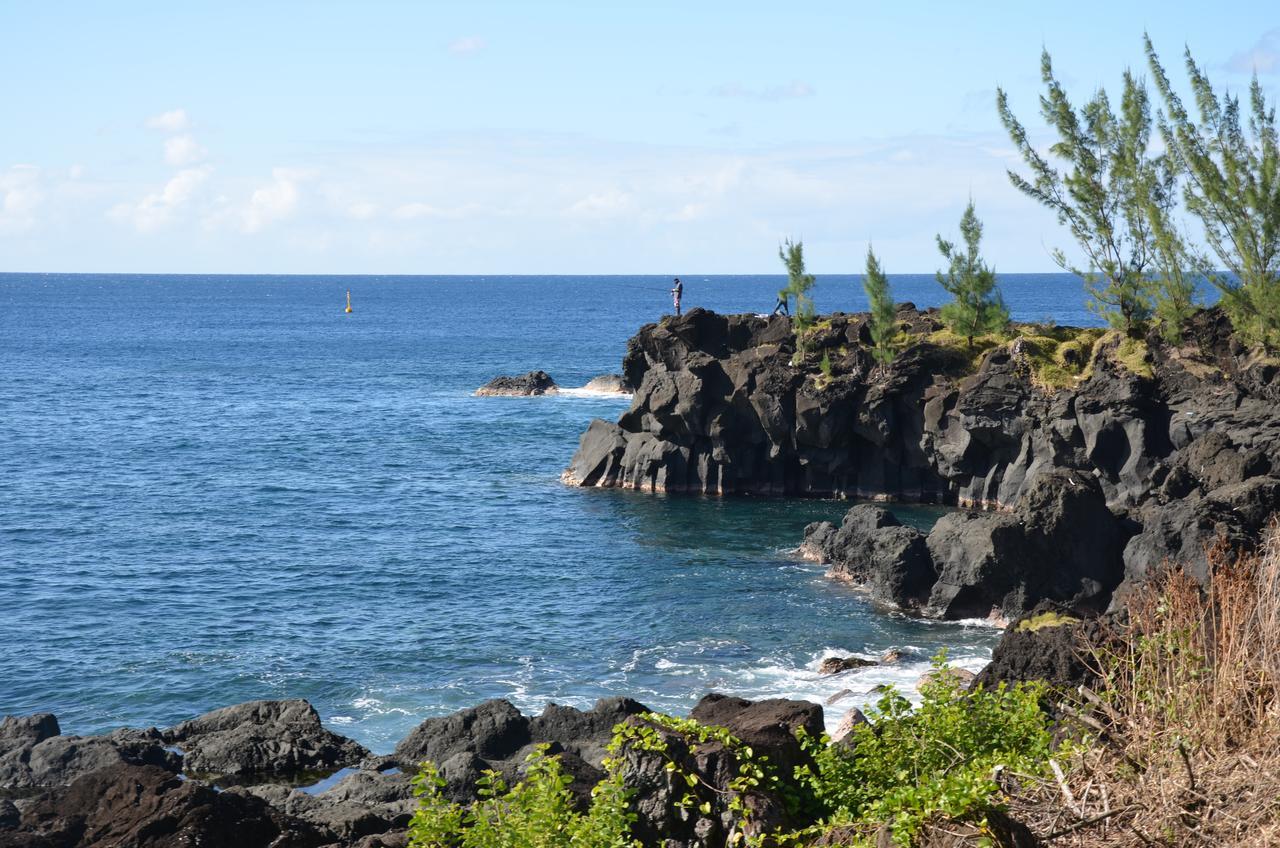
1146 35 1280 351
935 200 1009 348
998 51 1170 337
864 246 897 365
779 238 817 349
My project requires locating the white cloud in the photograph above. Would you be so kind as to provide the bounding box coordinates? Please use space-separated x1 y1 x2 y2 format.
0 164 43 233
1228 29 1280 74
146 108 192 133
712 80 815 101
391 201 485 220
164 134 207 166
448 36 485 55
237 167 308 233
565 189 634 219
111 165 213 233
346 201 377 220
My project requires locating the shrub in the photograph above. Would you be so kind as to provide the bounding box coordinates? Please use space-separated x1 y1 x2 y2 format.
407 745 638 848
794 652 1056 847
1009 525 1280 845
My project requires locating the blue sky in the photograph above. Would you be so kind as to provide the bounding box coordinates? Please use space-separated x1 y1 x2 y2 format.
1 1 1277 273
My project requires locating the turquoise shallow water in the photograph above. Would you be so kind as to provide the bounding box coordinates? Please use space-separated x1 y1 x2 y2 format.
1 273 1098 752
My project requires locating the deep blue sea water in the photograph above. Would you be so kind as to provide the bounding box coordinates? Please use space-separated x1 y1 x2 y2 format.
2 273 1102 752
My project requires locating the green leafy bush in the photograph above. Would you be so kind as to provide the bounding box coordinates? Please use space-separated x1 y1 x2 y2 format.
407 745 638 848
794 653 1056 847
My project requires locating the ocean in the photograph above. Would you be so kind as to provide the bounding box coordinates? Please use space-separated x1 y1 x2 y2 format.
1 273 1104 752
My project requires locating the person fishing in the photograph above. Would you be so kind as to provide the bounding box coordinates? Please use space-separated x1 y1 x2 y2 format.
772 286 790 316
670 277 683 316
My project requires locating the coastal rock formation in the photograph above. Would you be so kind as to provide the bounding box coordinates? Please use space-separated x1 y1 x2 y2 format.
618 694 823 846
0 714 180 796
972 603 1108 692
801 505 936 609
475 370 558 396
566 307 1280 611
391 696 649 806
817 655 879 675
1 694 827 848
163 699 369 780
5 763 327 848
802 471 1124 619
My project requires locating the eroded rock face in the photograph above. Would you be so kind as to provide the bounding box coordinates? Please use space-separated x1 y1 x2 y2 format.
926 470 1124 620
475 370 558 396
163 699 369 780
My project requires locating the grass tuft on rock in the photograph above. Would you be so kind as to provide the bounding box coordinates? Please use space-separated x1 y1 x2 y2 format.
1016 610 1080 632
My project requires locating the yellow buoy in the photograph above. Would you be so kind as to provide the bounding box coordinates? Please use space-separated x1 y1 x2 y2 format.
345 290 353 314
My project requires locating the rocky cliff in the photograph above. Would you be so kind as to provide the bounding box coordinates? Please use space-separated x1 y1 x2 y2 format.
566 307 1280 616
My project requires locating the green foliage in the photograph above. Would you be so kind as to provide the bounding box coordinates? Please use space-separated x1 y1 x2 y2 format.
935 201 1010 347
1016 610 1080 632
1115 335 1153 378
818 352 834 379
779 238 818 345
794 653 1056 847
1146 35 1280 351
998 51 1171 336
611 712 783 845
864 247 898 365
407 745 639 848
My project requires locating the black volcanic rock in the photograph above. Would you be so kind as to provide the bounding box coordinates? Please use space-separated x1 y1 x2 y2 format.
568 306 1280 607
475 370 558 396
0 714 180 796
926 470 1124 620
164 699 368 780
6 763 325 848
801 505 937 609
973 602 1109 691
391 697 648 807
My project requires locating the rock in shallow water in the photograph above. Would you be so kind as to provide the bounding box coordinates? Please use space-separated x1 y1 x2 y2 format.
817 655 878 675
474 370 558 396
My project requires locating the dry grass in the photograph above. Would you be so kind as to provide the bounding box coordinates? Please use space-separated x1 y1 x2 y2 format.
1010 526 1280 846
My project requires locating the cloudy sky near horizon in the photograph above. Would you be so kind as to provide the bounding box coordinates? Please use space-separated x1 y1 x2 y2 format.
2 1 1278 274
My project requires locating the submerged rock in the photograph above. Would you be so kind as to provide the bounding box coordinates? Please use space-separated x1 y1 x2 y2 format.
475 370 558 396
817 656 878 675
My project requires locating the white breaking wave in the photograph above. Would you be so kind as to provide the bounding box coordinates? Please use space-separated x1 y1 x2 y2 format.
556 386 633 400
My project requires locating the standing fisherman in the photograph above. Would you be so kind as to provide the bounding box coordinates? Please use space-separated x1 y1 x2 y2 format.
670 277 683 316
